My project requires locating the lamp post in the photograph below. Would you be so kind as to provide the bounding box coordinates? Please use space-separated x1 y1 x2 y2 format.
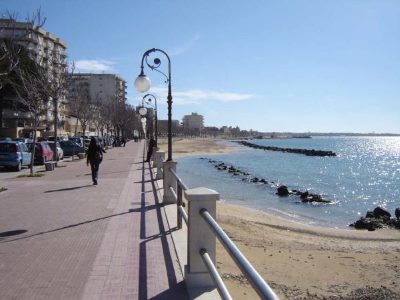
142 93 158 147
138 106 147 138
134 48 173 161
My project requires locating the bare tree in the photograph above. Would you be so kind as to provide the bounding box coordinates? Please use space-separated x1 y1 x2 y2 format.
47 56 71 147
10 49 49 174
0 10 46 89
68 77 95 140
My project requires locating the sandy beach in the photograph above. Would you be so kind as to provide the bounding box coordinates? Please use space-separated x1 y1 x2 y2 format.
162 138 400 299
157 137 241 157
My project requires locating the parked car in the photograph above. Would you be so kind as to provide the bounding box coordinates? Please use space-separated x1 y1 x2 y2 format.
47 141 64 161
69 137 84 148
26 141 54 165
0 141 32 171
60 140 85 157
47 136 68 142
13 138 33 144
83 138 91 150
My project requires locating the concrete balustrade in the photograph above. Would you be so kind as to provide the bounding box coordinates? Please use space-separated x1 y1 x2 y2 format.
153 150 165 180
162 160 177 204
184 187 219 288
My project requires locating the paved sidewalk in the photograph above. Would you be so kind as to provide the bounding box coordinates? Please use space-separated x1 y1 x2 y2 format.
0 141 188 299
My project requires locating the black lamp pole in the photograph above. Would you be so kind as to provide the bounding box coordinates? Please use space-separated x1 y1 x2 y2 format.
136 48 172 161
143 93 158 147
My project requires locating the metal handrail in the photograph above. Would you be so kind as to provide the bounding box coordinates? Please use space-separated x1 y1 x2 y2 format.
170 167 189 190
169 186 177 200
200 249 232 300
165 167 278 299
178 205 188 225
200 209 279 300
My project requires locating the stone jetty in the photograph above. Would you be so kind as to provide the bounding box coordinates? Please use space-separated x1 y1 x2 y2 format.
200 158 332 204
235 141 337 157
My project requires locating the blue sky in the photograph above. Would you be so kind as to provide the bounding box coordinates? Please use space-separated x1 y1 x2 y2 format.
2 0 400 133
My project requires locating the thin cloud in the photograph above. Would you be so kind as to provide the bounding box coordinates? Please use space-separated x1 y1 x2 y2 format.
147 87 253 105
75 60 115 73
169 34 201 56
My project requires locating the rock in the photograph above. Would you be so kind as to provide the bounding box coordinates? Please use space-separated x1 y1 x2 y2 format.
395 208 400 220
276 185 289 196
300 191 309 199
388 218 400 229
373 207 391 219
311 194 322 202
365 211 375 218
351 217 383 231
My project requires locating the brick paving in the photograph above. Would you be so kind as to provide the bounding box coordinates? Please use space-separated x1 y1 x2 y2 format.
0 141 188 300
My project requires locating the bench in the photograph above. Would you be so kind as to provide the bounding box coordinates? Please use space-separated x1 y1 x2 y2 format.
44 161 56 171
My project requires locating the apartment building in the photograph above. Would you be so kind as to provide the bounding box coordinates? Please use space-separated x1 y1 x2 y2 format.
67 73 127 135
182 112 204 134
0 18 68 138
69 74 127 104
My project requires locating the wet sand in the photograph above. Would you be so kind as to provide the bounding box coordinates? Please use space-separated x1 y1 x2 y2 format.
162 138 400 299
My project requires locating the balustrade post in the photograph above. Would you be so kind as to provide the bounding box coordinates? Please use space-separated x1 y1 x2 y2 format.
184 187 219 288
162 160 177 204
153 150 165 180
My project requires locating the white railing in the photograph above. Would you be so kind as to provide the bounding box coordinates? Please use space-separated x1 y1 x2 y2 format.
150 148 279 300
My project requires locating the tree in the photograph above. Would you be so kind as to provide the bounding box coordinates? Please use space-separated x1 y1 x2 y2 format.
10 49 49 175
0 10 46 90
47 55 71 146
68 77 95 139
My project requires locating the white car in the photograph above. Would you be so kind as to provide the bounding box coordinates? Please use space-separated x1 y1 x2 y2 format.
47 141 64 161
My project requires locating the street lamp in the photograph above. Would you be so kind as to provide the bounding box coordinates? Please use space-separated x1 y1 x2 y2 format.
138 106 148 138
134 48 173 161
143 93 158 147
140 117 147 137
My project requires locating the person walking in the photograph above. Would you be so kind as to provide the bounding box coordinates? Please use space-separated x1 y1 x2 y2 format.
145 136 156 162
87 137 106 185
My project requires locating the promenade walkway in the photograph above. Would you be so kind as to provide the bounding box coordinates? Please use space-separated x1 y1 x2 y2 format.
0 141 188 299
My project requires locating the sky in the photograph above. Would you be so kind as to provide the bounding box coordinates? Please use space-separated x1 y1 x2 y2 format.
1 0 399 133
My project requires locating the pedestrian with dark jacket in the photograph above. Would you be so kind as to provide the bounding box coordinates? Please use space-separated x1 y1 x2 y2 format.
87 137 106 185
145 136 156 162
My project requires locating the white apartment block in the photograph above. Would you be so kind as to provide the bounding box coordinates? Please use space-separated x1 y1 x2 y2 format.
0 18 68 138
69 73 127 105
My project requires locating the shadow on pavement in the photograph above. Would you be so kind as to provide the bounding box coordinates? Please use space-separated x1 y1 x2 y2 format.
44 184 93 193
0 229 28 241
0 211 133 243
138 158 188 299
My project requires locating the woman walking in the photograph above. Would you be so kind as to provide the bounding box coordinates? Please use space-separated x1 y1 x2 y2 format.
86 137 106 185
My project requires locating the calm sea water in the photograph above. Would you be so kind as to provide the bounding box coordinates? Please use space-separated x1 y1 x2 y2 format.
175 137 400 228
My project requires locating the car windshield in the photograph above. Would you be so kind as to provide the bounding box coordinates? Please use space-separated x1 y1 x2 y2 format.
0 143 17 153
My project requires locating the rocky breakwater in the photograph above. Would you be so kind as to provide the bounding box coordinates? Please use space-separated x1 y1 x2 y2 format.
200 158 332 204
350 207 400 231
276 185 332 203
235 140 337 157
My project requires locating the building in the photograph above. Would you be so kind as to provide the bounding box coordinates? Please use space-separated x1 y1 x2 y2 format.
0 18 68 138
70 73 127 105
67 73 127 136
182 112 204 134
157 120 180 136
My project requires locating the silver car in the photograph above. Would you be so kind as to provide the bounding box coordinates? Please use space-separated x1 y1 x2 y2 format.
0 141 32 171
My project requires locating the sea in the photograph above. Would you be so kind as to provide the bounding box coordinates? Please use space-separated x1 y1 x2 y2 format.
175 136 400 229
